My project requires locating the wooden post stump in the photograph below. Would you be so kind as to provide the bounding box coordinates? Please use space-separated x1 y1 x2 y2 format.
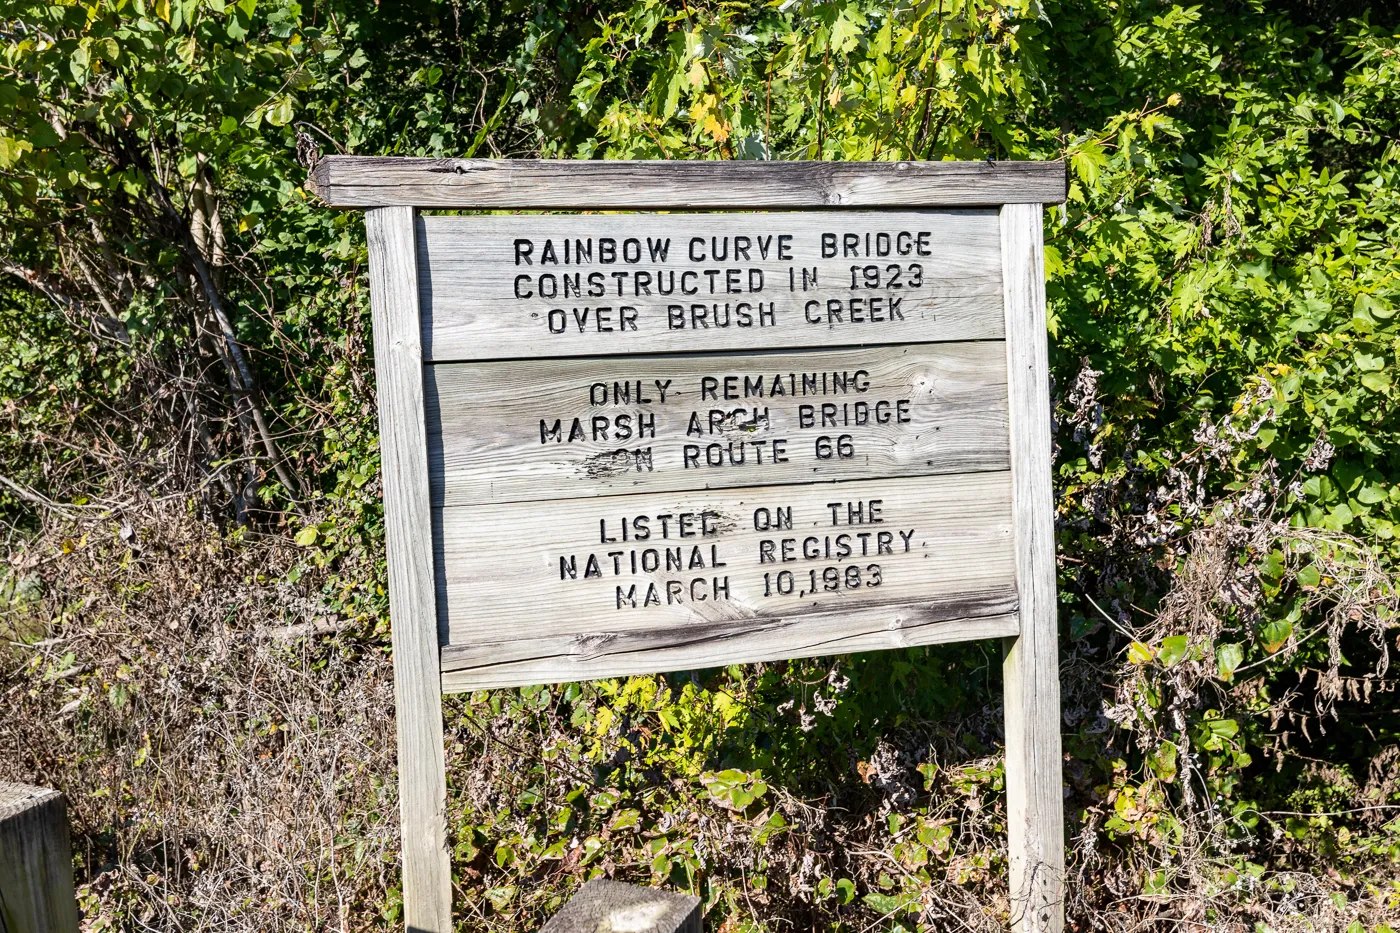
0 783 80 933
539 880 701 933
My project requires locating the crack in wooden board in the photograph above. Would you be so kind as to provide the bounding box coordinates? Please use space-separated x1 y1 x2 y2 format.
441 586 1018 690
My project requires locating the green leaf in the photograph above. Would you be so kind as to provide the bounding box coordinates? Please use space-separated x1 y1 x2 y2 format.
1359 483 1387 504
1260 619 1292 654
294 526 319 546
609 808 640 831
1208 719 1239 739
1354 350 1385 371
1143 869 1169 897
862 892 905 916
1216 643 1244 681
754 810 788 845
830 7 868 54
1158 636 1188 667
267 97 296 127
0 135 34 169
1297 564 1321 588
1362 371 1390 392
1128 641 1156 665
1148 742 1178 783
1069 139 1109 188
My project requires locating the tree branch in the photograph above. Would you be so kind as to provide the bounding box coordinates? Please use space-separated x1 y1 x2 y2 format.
139 162 308 506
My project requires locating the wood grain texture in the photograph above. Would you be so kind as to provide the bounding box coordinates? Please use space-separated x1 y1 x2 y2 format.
0 783 80 933
999 203 1065 933
433 472 1017 690
312 158 1069 209
417 211 1004 361
442 591 1018 692
365 207 451 933
426 342 1010 507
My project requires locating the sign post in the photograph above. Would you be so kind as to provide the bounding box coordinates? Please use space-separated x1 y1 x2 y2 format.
314 158 1067 933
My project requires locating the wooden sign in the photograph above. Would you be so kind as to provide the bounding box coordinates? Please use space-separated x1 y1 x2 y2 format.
416 210 1004 359
315 158 1066 933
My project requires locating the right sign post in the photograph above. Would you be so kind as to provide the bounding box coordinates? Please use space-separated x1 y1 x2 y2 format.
316 157 1067 933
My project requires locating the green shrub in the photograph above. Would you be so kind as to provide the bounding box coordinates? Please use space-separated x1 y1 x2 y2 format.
3 0 1400 929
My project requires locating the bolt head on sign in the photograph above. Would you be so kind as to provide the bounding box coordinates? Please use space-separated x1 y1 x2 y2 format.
538 880 702 933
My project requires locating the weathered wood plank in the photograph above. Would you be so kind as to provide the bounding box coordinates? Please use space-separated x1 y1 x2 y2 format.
442 590 1018 691
312 157 1069 209
433 472 1016 689
417 211 1004 361
426 342 1009 507
999 203 1065 933
0 783 80 933
365 206 451 933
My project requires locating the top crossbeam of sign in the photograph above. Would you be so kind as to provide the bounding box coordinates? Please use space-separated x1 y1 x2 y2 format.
310 158 1068 210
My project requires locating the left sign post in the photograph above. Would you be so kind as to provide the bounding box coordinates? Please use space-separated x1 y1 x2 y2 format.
366 206 452 933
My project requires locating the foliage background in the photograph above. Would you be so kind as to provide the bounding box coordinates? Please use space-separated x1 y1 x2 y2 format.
3 0 1400 929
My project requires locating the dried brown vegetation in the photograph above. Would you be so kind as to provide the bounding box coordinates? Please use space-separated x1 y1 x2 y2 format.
1 500 397 930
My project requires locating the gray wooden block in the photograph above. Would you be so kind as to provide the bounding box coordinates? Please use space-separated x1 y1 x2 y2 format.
540 880 701 933
0 782 81 933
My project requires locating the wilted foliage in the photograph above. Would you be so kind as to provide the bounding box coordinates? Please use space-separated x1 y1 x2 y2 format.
4 0 1400 931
